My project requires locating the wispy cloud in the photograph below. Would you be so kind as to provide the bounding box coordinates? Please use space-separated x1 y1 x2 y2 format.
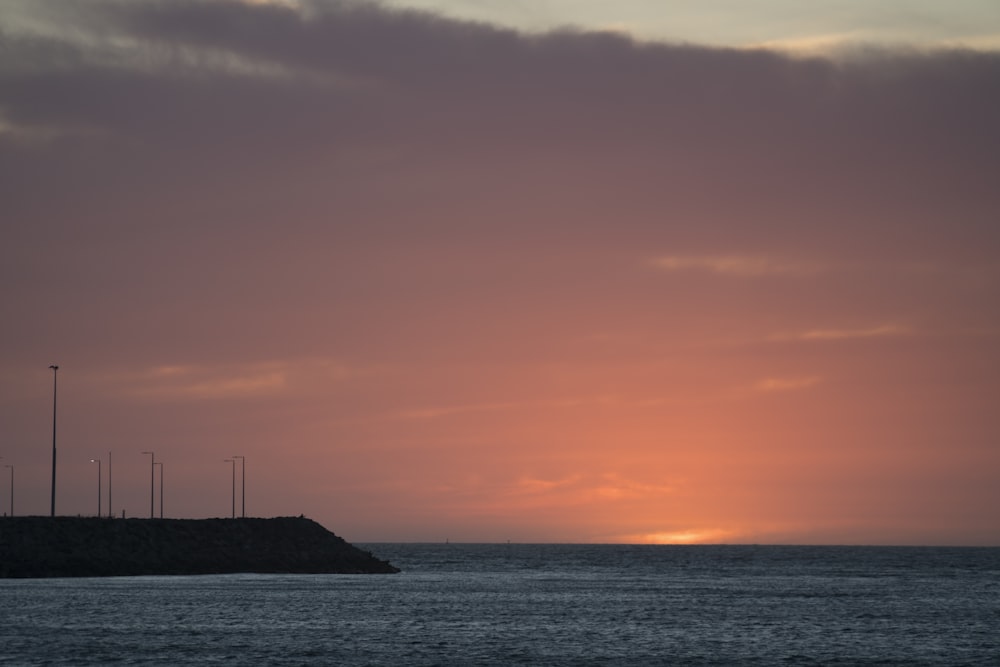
127 363 289 400
395 395 619 420
396 401 523 419
514 475 583 495
651 255 826 277
748 31 866 55
513 473 675 501
769 325 912 342
592 473 675 500
100 357 373 401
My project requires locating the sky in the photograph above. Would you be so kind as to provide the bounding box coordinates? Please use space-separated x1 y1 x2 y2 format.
384 0 1000 51
1 0 998 545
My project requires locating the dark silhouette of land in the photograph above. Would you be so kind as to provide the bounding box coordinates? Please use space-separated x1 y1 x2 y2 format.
0 516 398 577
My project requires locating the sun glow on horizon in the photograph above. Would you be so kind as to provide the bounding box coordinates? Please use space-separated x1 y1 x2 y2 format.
628 529 738 545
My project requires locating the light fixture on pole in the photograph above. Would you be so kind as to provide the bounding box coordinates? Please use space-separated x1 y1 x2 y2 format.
90 458 101 517
49 365 58 517
224 459 235 519
141 451 155 518
233 455 245 518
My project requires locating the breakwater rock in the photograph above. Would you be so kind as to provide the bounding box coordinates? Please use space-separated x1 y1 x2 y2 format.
0 516 398 577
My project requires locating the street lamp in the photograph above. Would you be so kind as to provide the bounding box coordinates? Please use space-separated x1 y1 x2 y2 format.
107 451 112 519
3 465 12 517
233 455 245 518
49 364 58 517
90 459 101 517
141 451 155 519
154 461 163 519
224 459 235 519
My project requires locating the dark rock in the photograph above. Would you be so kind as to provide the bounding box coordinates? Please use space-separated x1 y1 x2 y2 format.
0 516 399 577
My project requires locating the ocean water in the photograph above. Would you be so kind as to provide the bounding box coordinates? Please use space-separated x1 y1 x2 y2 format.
1 544 997 665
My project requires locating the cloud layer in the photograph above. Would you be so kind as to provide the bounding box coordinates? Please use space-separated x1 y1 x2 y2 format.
2 0 998 543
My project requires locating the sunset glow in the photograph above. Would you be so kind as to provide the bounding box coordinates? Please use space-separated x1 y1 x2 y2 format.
1 0 998 545
635 531 738 546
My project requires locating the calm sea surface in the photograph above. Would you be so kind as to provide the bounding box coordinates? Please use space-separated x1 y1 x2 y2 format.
1 544 998 665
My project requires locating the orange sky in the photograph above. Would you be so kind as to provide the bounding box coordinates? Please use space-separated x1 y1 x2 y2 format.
1 0 998 545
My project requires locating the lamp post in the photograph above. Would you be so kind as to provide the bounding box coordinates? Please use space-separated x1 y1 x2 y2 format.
90 458 101 517
49 364 58 517
154 461 163 519
3 465 11 516
107 451 112 519
233 455 245 518
141 451 154 518
224 459 235 519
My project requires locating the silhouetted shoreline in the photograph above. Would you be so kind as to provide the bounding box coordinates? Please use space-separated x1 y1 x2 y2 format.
0 516 399 577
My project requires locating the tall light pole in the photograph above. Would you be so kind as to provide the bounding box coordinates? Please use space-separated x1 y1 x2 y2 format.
49 364 58 517
107 451 112 519
90 458 101 517
224 459 235 519
3 465 11 517
154 461 163 519
233 455 245 518
142 451 154 519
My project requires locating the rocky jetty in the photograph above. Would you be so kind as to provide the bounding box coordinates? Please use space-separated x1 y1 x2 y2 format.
0 516 398 577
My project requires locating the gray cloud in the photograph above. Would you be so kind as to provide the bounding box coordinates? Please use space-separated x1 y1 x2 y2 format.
2 2 998 351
